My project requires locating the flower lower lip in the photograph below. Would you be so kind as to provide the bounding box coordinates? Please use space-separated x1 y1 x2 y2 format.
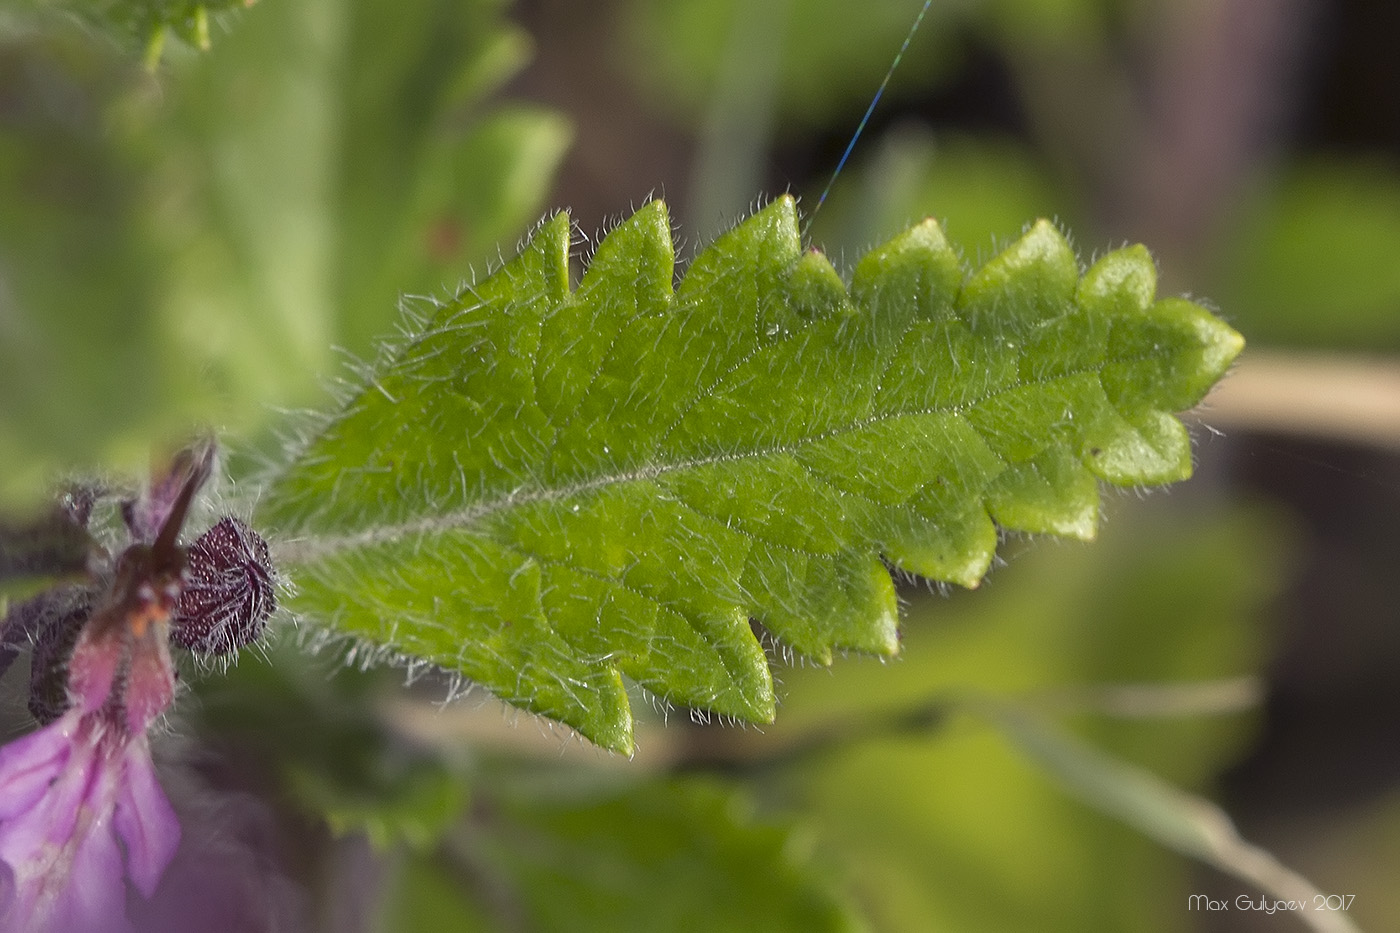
0 709 180 930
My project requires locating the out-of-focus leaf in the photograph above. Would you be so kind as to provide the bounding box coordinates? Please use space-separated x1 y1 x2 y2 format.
0 0 570 505
262 196 1240 754
771 505 1288 931
981 701 1361 933
286 756 465 854
0 24 178 506
1216 159 1400 350
392 105 573 307
327 0 571 356
436 773 856 932
153 0 573 423
619 0 957 130
976 0 1113 48
382 853 493 933
618 0 1120 134
807 127 1069 268
5 0 252 64
194 648 468 852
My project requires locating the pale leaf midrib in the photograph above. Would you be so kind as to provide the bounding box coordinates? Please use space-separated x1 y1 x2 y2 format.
272 347 1164 566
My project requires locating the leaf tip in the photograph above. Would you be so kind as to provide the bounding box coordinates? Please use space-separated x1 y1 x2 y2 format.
1079 244 1158 314
586 699 637 756
604 732 637 758
874 606 901 656
1213 320 1247 373
537 208 573 240
755 194 801 238
633 198 671 225
960 217 1078 313
1149 297 1247 397
852 217 962 323
1015 218 1074 265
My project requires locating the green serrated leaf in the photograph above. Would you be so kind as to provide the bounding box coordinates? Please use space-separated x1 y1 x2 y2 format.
263 197 1242 753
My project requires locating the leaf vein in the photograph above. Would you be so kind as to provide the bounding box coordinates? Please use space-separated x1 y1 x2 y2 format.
276 350 1155 565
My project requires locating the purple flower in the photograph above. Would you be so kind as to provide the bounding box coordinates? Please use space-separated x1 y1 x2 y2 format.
0 442 276 932
0 709 178 932
0 593 182 932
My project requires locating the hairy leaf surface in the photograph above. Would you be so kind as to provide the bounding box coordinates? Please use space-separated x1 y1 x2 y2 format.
261 197 1242 753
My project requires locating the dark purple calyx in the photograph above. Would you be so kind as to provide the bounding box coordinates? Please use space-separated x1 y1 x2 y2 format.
0 484 102 687
23 585 96 724
171 517 276 655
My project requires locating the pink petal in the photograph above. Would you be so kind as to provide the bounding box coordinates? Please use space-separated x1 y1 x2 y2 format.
0 716 92 892
40 803 130 933
0 718 128 932
122 632 176 734
0 714 77 823
0 718 180 931
113 738 180 898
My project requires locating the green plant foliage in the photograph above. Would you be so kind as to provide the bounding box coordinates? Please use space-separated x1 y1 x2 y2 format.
982 702 1361 933
152 0 574 418
285 744 466 854
1216 159 1400 350
775 504 1286 931
13 0 251 64
380 773 854 932
260 196 1242 754
806 127 1067 268
0 0 570 507
620 0 957 130
0 22 172 507
194 648 469 852
381 853 494 933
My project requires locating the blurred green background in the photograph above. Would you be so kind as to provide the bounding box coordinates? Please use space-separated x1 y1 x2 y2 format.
3 0 1399 930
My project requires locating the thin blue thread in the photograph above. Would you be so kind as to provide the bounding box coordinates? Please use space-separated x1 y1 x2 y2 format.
801 0 935 241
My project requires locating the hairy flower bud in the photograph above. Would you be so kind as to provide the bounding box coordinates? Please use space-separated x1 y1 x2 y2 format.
171 517 276 655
